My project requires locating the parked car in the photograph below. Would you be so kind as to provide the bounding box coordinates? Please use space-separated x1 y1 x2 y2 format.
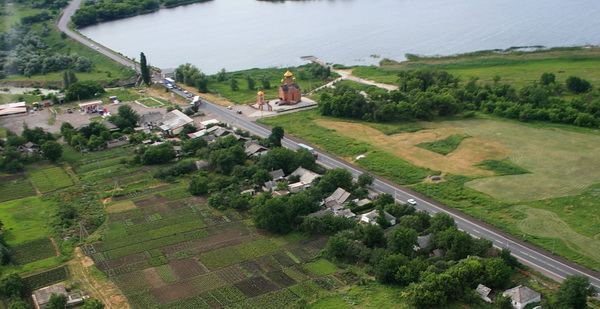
236 110 242 114
227 106 233 110
407 199 417 205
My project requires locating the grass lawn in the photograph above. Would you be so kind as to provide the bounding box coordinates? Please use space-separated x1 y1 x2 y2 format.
352 46 600 89
207 67 331 104
0 197 56 245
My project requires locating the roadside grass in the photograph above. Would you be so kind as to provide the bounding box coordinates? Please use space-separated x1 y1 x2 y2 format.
476 159 530 176
0 197 56 245
352 47 600 89
515 205 600 271
259 109 370 158
357 152 439 185
415 134 469 155
207 67 331 104
28 165 74 193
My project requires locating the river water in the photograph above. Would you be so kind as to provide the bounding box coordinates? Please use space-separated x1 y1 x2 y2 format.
79 0 600 74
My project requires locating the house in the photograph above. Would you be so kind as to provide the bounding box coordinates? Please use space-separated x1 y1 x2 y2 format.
502 285 541 309
360 209 396 226
32 283 83 308
336 208 356 219
100 119 118 131
213 127 232 137
245 143 268 157
269 169 285 182
288 182 308 193
18 142 40 154
476 284 493 303
202 135 217 144
40 99 53 107
354 198 372 207
290 167 321 184
324 187 351 208
262 180 278 192
159 110 194 135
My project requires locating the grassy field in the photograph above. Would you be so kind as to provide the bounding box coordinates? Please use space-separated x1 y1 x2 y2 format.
352 47 600 88
0 197 56 245
260 110 600 271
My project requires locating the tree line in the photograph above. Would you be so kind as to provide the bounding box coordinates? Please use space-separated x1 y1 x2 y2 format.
71 0 212 28
319 68 600 128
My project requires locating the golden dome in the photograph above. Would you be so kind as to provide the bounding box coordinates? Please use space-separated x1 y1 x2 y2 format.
257 91 264 95
283 70 293 77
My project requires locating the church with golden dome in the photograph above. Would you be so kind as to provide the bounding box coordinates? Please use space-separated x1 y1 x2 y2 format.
278 70 301 105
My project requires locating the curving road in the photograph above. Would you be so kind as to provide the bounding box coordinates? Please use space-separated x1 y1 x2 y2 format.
56 0 600 292
57 0 137 71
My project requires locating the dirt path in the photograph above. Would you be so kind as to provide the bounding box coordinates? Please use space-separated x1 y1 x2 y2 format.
49 238 60 257
68 247 130 309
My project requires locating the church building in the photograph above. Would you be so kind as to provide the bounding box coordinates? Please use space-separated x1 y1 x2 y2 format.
278 70 301 105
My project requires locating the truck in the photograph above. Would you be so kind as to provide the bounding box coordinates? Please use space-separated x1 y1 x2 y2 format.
298 143 318 158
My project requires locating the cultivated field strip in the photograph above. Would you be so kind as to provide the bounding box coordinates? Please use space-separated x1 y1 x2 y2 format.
88 185 341 308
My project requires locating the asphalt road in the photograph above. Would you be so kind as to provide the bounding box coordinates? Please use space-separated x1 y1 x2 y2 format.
55 0 600 291
198 98 600 291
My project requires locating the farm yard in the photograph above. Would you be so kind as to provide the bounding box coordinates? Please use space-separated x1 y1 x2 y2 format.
260 110 600 272
84 183 341 309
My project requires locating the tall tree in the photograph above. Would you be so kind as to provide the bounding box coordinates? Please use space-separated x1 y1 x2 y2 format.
555 275 596 309
267 126 284 148
48 293 67 309
62 69 77 88
387 226 418 256
140 52 151 86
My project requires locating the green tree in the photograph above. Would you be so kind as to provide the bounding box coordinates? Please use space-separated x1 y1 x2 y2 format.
566 76 591 94
387 226 418 256
87 135 106 151
261 76 271 89
111 105 140 130
540 72 556 85
482 257 512 289
65 81 104 101
142 144 176 165
267 126 284 147
8 299 29 309
48 293 67 309
252 197 291 233
358 172 374 188
427 213 456 233
229 78 239 91
494 294 513 309
182 138 207 154
0 274 26 298
82 298 105 309
41 140 63 161
62 69 77 88
0 243 10 265
246 75 255 90
216 68 227 82
60 122 76 144
376 254 408 284
140 52 151 86
319 168 354 193
252 169 272 185
359 223 385 248
555 275 596 309
189 176 209 195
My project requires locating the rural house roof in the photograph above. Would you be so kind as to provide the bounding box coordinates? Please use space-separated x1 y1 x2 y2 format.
290 166 321 184
360 210 396 225
213 127 232 137
159 110 193 131
245 143 268 156
269 169 285 181
33 283 68 308
139 111 163 125
325 187 351 207
503 285 541 305
336 209 356 219
476 284 492 303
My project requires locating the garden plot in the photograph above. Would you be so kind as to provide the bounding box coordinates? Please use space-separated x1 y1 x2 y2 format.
137 97 167 108
0 174 36 202
28 166 74 193
9 237 56 265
